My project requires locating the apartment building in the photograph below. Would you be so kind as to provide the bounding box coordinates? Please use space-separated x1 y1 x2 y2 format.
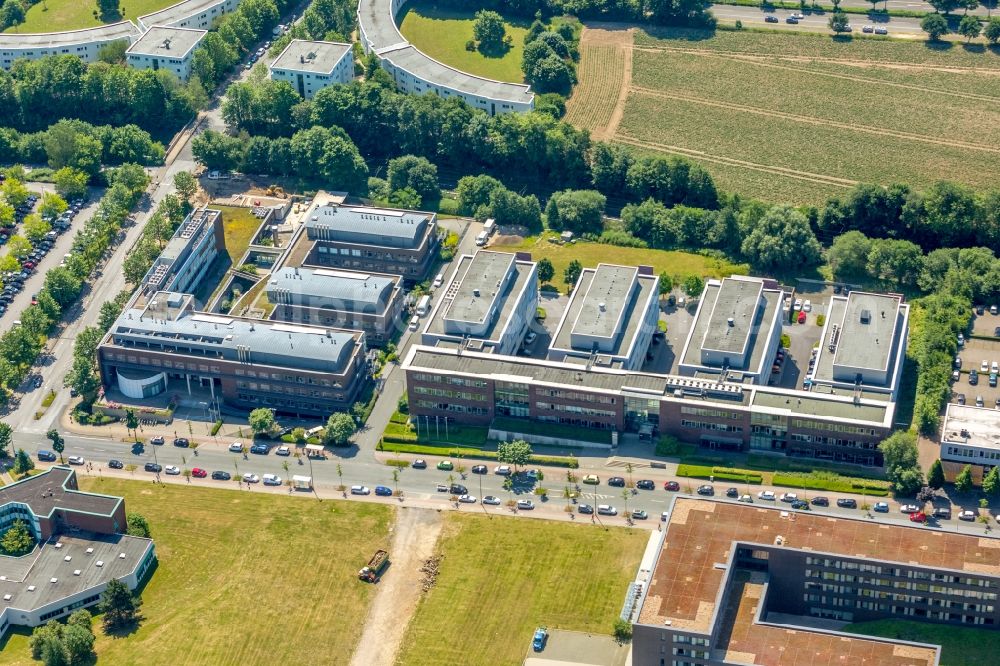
269 40 354 99
0 23 141 70
302 202 439 283
99 292 368 417
125 26 206 81
420 251 537 356
141 207 224 296
137 0 242 31
628 497 1000 666
0 468 155 636
267 266 404 345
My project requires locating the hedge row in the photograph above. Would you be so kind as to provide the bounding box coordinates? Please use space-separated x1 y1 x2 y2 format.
379 441 580 468
772 472 890 496
677 464 763 484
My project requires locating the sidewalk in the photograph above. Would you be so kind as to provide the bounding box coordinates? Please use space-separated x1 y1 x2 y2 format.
59 408 254 453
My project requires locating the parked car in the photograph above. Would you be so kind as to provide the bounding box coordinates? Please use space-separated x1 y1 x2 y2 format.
108 459 124 469
582 474 600 485
471 465 487 474
757 490 776 501
350 485 370 495
211 470 230 480
933 507 951 520
636 479 655 490
242 473 260 484
495 465 512 475
165 465 180 476
449 484 467 495
436 460 454 471
810 496 829 507
873 502 890 513
862 24 873 33
578 504 594 514
899 503 920 513
874 26 888 34
791 500 809 510
738 494 753 503
696 484 714 496
67 455 85 465
909 512 927 523
836 498 857 508
263 474 282 486
780 493 798 503
412 459 427 469
173 437 190 447
532 627 548 652
524 331 537 346
786 16 800 23
375 486 393 496
150 436 165 445
631 509 648 520
250 443 269 454
458 494 477 503
516 499 535 510
482 495 501 505
597 504 618 515
145 462 163 473
276 445 291 456
608 476 626 487
192 468 208 478
229 442 244 452
958 510 976 521
37 450 57 462
726 487 739 498
764 14 779 22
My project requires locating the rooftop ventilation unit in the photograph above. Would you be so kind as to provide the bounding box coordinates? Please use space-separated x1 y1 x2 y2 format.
860 309 871 324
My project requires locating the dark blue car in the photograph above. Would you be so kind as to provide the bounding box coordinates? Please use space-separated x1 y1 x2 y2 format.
250 443 269 455
374 485 393 496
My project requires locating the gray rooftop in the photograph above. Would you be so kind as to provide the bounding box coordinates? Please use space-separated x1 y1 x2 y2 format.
139 0 228 27
270 39 351 74
941 404 1000 451
832 292 901 373
304 204 433 249
403 346 891 426
126 26 206 59
550 265 657 360
143 208 219 290
444 252 515 326
0 22 140 49
357 0 534 105
702 278 763 355
0 468 121 520
0 533 151 613
109 292 361 374
267 267 397 312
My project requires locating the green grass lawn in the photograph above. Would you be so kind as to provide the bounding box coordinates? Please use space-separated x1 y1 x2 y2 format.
216 205 264 264
6 0 175 33
844 618 1000 665
496 233 749 289
621 27 1000 205
396 513 647 666
0 479 392 665
398 1 529 83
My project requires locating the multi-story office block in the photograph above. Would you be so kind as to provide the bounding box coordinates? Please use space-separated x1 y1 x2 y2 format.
269 40 353 99
141 208 224 295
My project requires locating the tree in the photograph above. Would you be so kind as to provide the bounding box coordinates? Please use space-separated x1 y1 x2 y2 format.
986 17 1000 43
96 0 120 20
53 167 89 200
46 429 65 463
0 421 11 458
248 408 276 436
545 189 606 235
740 205 822 271
98 578 141 632
124 409 139 442
173 171 197 204
13 449 34 476
829 11 851 33
497 439 532 471
921 13 949 40
929 0 962 13
927 458 945 490
682 275 704 298
828 231 873 279
387 155 439 204
983 465 1000 497
61 622 95 665
564 259 583 288
955 464 974 493
324 412 356 446
958 14 982 41
38 192 68 220
537 257 554 284
473 10 507 53
456 174 503 216
1 178 30 208
0 519 34 556
878 430 923 495
126 512 151 538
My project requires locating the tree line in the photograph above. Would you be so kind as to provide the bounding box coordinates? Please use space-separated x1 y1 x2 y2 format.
427 0 714 27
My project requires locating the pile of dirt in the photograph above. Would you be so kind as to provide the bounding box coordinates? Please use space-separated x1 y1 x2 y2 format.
419 555 441 592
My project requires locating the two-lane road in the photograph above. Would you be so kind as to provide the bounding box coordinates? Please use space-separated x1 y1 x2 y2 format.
711 5 929 36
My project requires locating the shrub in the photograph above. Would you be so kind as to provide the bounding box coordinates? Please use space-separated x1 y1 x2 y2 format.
655 435 680 456
677 464 762 484
816 314 826 326
210 419 223 436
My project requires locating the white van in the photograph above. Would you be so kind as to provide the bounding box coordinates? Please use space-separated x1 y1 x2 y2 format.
475 231 489 247
433 273 444 288
416 295 431 317
483 218 496 237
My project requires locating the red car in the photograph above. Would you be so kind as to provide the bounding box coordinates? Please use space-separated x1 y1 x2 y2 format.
909 512 927 523
797 311 807 324
22 261 35 270
191 468 208 478
664 481 680 491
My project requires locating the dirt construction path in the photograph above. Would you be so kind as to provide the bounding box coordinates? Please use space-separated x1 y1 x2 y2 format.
349 507 443 666
565 24 634 141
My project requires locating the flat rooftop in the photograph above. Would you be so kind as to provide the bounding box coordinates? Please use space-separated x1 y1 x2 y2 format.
304 204 433 248
550 265 657 360
126 26 206 58
751 390 888 425
0 533 152 613
832 291 902 373
267 267 398 312
702 277 763 355
639 498 1000 638
0 467 121 519
444 252 515 326
942 403 1000 451
139 0 227 27
0 22 139 49
270 39 351 74
357 0 534 105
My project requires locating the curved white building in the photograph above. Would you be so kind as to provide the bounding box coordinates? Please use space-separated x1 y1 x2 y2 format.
137 0 241 32
0 22 141 69
357 0 534 115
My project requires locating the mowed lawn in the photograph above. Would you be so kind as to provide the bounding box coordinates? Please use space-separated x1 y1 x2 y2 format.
398 1 529 83
216 205 264 263
6 0 175 33
396 513 647 666
0 480 393 666
618 27 1000 205
844 619 1000 665
496 234 749 288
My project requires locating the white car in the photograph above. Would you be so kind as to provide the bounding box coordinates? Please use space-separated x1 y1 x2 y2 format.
408 318 419 332
229 442 244 453
433 273 444 288
516 499 535 510
458 494 477 503
350 485 370 495
790 11 805 18
262 473 282 486
495 465 512 475
275 446 291 456
899 504 920 513
958 510 976 521
164 465 180 476
524 331 537 346
793 299 803 311
780 493 798 503
67 455 85 465
597 504 618 516
738 494 753 503
802 300 812 313
482 495 501 505
783 297 791 312
757 490 776 501
242 473 260 484
992 361 998 374
981 360 989 373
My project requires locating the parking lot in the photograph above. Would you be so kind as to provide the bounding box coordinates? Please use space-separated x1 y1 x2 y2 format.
954 331 1000 410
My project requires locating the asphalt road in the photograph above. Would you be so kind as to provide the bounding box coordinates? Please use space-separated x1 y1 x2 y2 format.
711 5 929 35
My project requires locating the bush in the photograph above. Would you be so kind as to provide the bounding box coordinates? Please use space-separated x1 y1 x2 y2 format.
385 459 411 468
210 419 223 436
677 464 763 484
780 333 791 348
772 471 890 496
816 314 826 326
655 435 680 456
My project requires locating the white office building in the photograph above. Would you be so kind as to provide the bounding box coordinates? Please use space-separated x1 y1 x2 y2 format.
269 40 353 99
126 26 206 81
